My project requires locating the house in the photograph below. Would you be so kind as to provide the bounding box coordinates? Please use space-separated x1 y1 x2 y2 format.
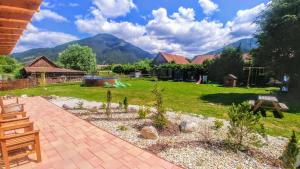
192 54 219 64
152 52 190 65
21 56 85 78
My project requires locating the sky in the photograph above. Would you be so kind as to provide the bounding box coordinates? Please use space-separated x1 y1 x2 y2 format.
14 0 270 57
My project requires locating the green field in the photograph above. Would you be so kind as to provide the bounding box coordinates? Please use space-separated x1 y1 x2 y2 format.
1 78 299 137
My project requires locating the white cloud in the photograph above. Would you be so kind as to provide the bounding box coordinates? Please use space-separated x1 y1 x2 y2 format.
226 3 266 40
33 9 68 22
76 3 267 56
41 1 55 8
198 0 219 15
92 0 136 18
14 24 78 53
76 8 145 41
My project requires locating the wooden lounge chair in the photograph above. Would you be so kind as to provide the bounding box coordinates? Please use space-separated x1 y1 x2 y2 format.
0 121 34 137
0 111 26 120
0 130 41 169
0 97 25 114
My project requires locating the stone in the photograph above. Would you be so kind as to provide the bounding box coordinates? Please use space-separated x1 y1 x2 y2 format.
140 126 159 139
20 94 28 98
62 104 72 110
180 120 197 133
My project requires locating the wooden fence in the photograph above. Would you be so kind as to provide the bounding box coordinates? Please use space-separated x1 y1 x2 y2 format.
0 76 84 91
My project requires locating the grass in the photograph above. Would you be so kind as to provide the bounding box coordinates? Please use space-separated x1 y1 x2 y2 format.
1 78 299 137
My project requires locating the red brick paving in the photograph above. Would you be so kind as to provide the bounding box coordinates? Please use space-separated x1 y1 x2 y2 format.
6 97 182 169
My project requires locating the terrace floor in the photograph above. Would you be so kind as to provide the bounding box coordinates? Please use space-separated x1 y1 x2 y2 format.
7 97 181 169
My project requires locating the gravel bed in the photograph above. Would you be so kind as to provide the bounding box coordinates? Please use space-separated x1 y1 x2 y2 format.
49 96 287 169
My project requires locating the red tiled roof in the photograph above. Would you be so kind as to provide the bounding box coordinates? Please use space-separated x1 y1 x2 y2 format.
24 67 84 73
160 52 190 64
192 55 218 64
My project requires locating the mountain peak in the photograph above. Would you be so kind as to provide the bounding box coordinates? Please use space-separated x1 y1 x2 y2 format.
13 34 152 64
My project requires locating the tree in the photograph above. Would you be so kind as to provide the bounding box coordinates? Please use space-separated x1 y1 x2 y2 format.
106 90 112 119
0 56 20 73
227 102 266 150
281 131 299 169
0 55 22 78
208 47 244 84
152 83 167 129
123 97 128 113
253 0 300 91
59 44 96 73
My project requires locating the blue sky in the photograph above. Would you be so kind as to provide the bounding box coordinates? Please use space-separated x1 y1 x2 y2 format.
15 0 270 57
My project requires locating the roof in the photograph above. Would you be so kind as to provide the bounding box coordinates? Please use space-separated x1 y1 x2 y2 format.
24 67 85 73
226 74 238 80
24 56 84 74
27 56 59 68
0 0 43 55
159 52 189 64
192 55 218 64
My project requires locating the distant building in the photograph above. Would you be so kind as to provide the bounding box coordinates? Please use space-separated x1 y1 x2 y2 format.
191 54 219 64
152 52 190 65
21 56 85 78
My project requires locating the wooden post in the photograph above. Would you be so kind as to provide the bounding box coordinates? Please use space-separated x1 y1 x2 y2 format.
1 141 10 169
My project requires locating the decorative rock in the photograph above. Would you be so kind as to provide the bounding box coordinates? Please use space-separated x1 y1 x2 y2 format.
20 94 28 98
140 126 158 139
62 104 72 110
180 120 197 133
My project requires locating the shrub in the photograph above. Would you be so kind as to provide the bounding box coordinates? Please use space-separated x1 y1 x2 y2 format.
105 90 112 118
227 102 266 150
118 101 123 110
152 84 167 129
101 103 106 109
117 125 128 131
214 120 224 130
76 101 84 109
123 97 128 113
281 131 299 169
138 106 150 119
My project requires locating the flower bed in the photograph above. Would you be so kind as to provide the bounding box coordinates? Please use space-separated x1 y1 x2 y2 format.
49 96 287 169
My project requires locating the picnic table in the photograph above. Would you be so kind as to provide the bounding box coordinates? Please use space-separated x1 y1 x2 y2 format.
249 95 289 118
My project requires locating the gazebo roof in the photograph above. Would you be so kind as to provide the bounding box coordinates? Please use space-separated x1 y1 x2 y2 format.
0 0 42 55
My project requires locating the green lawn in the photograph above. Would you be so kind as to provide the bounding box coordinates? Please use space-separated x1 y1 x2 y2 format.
1 78 300 137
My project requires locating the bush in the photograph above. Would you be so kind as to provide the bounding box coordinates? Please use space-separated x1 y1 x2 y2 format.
214 120 224 130
123 97 128 113
101 103 106 109
117 125 128 131
281 131 299 169
118 101 123 110
138 106 150 119
227 102 266 150
106 90 112 118
152 84 167 129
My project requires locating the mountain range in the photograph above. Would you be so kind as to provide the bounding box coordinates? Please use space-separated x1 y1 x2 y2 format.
13 34 153 64
13 34 258 64
205 38 258 55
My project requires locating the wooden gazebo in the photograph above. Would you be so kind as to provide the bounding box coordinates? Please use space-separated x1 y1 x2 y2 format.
0 0 42 55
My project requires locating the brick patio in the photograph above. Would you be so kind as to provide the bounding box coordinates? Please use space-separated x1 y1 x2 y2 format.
6 97 182 169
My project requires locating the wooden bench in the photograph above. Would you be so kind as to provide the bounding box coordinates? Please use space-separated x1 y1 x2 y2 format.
278 102 289 111
0 122 34 137
0 130 41 169
0 111 26 120
0 97 25 114
0 117 30 128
